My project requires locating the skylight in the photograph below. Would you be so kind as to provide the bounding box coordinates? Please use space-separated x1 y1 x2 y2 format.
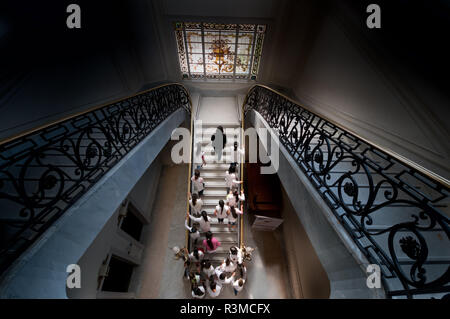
174 22 266 80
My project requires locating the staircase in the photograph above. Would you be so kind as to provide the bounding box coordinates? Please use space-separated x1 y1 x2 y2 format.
190 122 241 266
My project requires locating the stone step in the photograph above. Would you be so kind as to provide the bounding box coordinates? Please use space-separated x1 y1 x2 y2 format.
198 132 240 140
204 208 219 215
202 148 232 157
195 233 238 242
209 255 229 264
202 177 226 183
201 171 226 179
190 120 241 270
202 195 229 203
202 144 242 153
196 126 241 134
199 163 230 171
210 224 238 233
204 181 227 188
204 189 228 197
193 241 237 254
203 154 234 163
199 122 241 128
200 140 235 148
203 199 227 207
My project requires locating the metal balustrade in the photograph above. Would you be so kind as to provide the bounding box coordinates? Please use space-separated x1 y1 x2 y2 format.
243 85 450 299
0 83 191 275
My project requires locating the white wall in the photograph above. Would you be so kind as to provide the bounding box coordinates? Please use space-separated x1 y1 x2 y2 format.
289 14 450 180
279 185 330 298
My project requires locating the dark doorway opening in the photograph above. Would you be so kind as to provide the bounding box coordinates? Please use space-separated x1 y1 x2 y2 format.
120 203 144 241
101 255 135 292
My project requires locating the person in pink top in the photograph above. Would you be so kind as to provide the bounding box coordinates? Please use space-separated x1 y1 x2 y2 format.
203 231 221 253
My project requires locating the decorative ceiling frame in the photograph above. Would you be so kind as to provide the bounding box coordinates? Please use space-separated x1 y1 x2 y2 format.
174 22 266 80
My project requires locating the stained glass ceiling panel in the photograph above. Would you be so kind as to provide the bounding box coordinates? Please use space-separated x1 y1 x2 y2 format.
174 22 266 80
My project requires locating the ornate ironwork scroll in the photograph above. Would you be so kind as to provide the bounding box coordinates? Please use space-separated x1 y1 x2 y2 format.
0 83 191 274
244 85 450 299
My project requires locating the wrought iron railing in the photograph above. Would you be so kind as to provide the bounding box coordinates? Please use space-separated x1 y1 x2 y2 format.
244 85 450 299
0 83 191 275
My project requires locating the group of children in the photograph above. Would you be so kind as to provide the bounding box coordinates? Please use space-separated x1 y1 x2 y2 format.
185 246 247 298
183 139 247 298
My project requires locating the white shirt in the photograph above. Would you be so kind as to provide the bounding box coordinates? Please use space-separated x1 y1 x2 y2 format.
227 193 245 208
192 286 205 299
189 198 203 214
220 260 236 273
233 279 245 292
214 265 224 278
229 247 243 264
207 283 222 298
215 204 229 219
189 250 204 262
189 214 211 232
225 171 239 188
203 265 215 278
217 274 235 285
191 176 205 192
185 220 200 240
227 207 242 223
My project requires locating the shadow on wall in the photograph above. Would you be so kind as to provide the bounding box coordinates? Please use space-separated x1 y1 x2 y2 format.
279 182 330 299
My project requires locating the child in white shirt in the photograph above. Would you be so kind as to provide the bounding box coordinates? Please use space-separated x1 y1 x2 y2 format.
189 247 204 263
217 272 235 285
192 286 205 299
225 170 242 193
232 278 245 296
206 281 222 298
229 246 243 265
185 219 200 244
191 169 205 196
219 258 236 273
227 206 242 228
226 190 245 208
201 260 215 278
214 199 229 224
189 193 203 215
189 211 212 233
